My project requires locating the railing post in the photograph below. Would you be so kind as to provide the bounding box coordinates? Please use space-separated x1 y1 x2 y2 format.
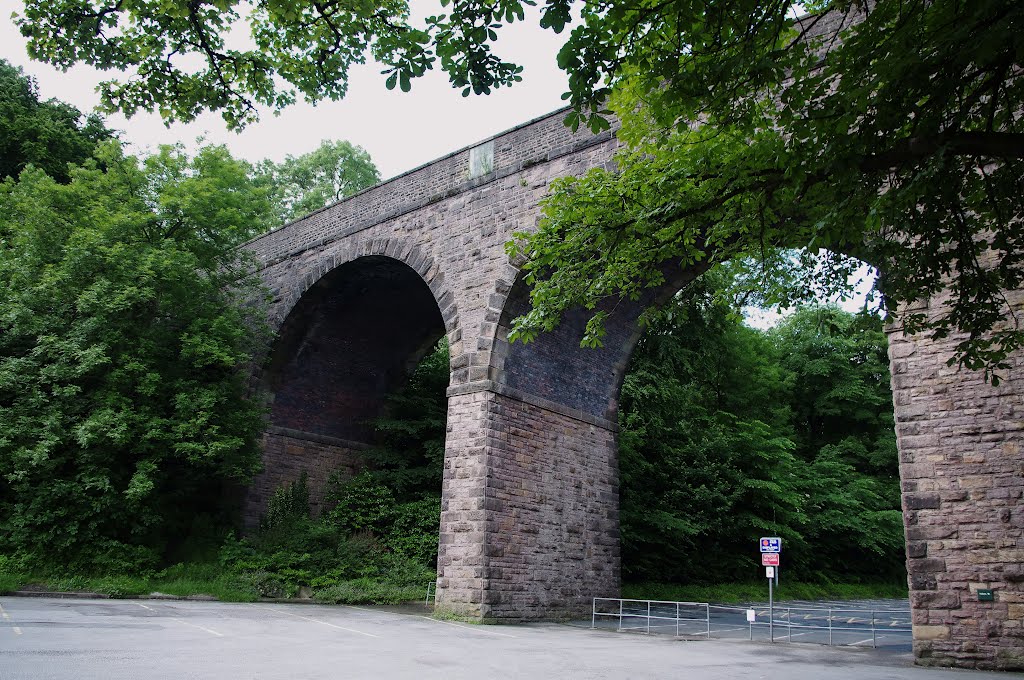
828 608 833 646
675 602 679 637
706 603 711 639
871 610 876 648
618 598 623 632
592 598 596 629
788 607 792 642
647 600 651 634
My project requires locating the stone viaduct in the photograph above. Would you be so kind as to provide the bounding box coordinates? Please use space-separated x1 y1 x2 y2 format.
240 108 1024 670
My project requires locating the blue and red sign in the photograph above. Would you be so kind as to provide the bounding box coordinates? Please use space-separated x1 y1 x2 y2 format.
759 537 782 553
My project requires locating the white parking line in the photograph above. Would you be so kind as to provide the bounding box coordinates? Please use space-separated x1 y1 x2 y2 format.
417 616 518 638
343 604 518 638
849 637 877 646
171 617 224 637
0 603 23 635
268 607 380 638
136 602 223 637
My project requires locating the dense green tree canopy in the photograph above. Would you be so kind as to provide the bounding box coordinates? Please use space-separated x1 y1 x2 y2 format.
618 276 903 583
14 0 530 129
0 65 388 569
0 140 274 569
0 58 112 183
258 140 381 224
505 0 1024 382
15 0 1021 377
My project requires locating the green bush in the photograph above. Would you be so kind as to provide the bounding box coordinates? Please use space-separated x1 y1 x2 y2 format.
313 578 426 605
260 471 311 532
384 497 441 565
214 477 436 604
0 571 25 594
244 570 293 599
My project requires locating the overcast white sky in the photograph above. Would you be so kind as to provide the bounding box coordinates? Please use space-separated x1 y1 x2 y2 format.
0 0 571 179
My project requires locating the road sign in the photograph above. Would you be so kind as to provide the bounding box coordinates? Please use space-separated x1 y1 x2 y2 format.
765 566 775 578
759 537 782 553
761 553 780 567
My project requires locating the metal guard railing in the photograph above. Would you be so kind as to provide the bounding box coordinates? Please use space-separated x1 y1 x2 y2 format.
591 598 911 648
592 598 711 638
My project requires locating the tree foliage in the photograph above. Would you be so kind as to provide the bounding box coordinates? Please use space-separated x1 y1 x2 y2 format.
505 0 1024 380
258 140 381 224
618 274 904 583
14 0 529 129
0 140 274 570
0 58 112 183
771 306 898 479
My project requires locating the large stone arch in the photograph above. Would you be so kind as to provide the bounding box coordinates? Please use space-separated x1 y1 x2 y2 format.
264 236 460 345
239 103 1024 669
244 242 457 525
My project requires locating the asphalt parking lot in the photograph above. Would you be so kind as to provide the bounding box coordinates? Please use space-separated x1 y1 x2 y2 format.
0 596 1006 680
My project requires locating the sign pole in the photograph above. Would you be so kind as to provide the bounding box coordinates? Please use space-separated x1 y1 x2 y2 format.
759 536 782 644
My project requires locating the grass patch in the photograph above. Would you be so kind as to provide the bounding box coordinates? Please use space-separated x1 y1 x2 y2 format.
0 559 423 605
82 575 151 598
623 581 909 603
312 578 425 605
147 563 259 602
0 571 26 594
0 562 259 601
431 606 482 623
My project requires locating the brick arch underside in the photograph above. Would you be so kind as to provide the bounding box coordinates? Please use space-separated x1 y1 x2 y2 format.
492 265 705 424
488 243 884 423
244 254 448 525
